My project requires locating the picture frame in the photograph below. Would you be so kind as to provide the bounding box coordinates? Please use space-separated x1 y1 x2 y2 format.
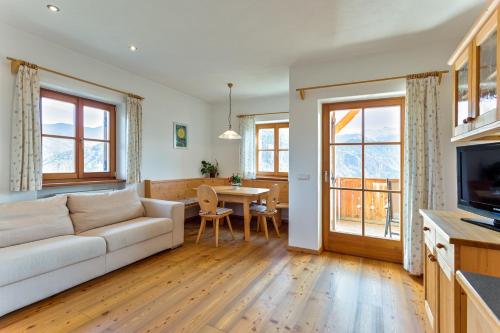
173 122 188 149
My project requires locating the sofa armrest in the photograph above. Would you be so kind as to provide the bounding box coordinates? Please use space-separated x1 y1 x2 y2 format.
141 198 185 247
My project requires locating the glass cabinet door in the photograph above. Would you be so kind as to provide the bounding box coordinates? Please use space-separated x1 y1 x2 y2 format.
478 29 497 116
456 59 470 126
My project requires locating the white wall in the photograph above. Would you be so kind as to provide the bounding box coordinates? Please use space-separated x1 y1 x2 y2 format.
0 21 213 202
211 94 289 177
289 41 459 251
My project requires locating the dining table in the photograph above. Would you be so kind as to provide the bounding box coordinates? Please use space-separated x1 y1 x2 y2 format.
196 186 270 241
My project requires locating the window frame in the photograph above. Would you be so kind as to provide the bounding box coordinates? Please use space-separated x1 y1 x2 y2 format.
256 122 289 178
40 88 116 183
326 96 404 238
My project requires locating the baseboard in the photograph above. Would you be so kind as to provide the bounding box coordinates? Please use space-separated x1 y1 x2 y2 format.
287 244 323 255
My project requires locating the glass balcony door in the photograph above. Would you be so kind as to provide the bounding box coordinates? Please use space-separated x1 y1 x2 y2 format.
322 97 404 263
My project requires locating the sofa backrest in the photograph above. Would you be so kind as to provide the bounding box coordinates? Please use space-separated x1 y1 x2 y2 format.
67 187 144 233
0 195 74 248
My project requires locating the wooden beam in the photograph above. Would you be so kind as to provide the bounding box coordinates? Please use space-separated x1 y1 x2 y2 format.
335 109 360 134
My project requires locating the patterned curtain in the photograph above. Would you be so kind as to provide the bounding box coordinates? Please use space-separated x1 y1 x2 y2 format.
403 76 444 275
126 96 143 184
10 65 42 192
239 116 256 179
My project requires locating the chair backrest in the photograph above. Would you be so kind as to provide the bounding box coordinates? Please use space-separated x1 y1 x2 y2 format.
197 185 218 215
266 184 280 212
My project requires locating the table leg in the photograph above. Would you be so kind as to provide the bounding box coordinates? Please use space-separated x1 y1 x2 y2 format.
243 199 251 241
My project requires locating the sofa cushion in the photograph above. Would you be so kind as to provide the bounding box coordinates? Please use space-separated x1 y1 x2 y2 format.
0 195 74 248
68 188 145 233
78 217 173 252
0 235 106 287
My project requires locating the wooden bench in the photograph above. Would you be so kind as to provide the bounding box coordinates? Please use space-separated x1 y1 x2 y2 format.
144 178 289 221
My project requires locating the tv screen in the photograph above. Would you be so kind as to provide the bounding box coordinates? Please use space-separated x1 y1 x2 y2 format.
457 142 500 227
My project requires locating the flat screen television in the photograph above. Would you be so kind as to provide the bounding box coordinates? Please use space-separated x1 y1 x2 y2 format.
457 142 500 232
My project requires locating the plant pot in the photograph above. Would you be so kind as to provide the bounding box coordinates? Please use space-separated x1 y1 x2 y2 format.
209 172 216 178
231 183 241 188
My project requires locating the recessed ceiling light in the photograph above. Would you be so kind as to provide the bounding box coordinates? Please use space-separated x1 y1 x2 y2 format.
129 45 138 52
47 4 60 12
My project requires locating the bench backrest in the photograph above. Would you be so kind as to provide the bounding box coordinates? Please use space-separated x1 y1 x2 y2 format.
144 178 289 203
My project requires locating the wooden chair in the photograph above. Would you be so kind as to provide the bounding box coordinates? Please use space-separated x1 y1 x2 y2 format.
196 185 235 247
251 184 280 239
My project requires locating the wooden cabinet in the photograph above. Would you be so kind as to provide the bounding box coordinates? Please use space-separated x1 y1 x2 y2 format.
424 244 438 332
453 47 473 137
438 264 454 333
456 271 500 333
449 0 500 142
419 210 500 333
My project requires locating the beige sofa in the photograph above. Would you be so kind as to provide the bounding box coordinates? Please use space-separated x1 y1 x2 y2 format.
0 188 184 317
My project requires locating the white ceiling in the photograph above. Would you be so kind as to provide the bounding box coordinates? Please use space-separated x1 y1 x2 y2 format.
0 0 485 102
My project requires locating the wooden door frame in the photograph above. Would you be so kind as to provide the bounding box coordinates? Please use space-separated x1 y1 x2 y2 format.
321 96 405 263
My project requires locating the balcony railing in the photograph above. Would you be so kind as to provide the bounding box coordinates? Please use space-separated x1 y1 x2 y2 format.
332 177 400 239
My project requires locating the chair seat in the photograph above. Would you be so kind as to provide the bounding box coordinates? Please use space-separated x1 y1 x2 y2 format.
199 207 233 217
251 200 288 209
250 204 276 215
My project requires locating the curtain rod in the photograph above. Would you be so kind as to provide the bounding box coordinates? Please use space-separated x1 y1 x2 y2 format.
237 111 289 118
295 70 449 100
6 56 144 100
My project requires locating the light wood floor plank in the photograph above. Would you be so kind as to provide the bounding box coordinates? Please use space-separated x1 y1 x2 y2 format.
0 220 424 333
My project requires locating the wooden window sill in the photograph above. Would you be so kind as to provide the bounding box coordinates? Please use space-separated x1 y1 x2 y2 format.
42 178 125 188
255 176 288 181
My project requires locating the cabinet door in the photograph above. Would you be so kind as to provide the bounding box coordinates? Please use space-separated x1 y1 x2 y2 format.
424 245 438 332
473 9 499 129
438 262 455 333
453 47 473 136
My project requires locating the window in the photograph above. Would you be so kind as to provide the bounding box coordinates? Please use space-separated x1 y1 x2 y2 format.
256 122 289 177
41 89 116 183
326 97 404 240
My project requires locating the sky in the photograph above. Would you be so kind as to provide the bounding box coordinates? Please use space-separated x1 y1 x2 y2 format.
41 97 107 129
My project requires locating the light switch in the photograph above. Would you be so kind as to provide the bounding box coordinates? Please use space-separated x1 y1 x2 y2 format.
297 174 310 180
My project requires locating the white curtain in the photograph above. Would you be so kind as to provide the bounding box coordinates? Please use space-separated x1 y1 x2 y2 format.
403 75 444 275
239 116 256 179
126 96 143 184
10 65 42 192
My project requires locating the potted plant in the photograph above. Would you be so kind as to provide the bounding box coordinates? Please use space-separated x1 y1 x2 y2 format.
229 174 242 187
200 160 219 178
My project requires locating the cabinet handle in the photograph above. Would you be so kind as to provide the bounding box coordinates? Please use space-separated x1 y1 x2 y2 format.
423 226 430 231
428 254 437 262
463 116 475 124
436 243 446 250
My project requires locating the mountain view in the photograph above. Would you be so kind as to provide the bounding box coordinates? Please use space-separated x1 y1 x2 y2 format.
42 123 109 173
334 128 400 181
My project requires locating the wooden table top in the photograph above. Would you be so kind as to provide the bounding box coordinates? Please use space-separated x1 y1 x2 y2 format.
197 186 269 197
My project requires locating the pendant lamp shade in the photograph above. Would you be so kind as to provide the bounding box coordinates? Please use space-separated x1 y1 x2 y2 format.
219 83 241 140
218 129 241 139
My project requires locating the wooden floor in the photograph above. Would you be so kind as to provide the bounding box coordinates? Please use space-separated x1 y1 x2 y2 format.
0 219 424 333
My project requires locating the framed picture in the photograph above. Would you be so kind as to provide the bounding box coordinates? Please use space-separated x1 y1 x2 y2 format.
173 122 188 149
